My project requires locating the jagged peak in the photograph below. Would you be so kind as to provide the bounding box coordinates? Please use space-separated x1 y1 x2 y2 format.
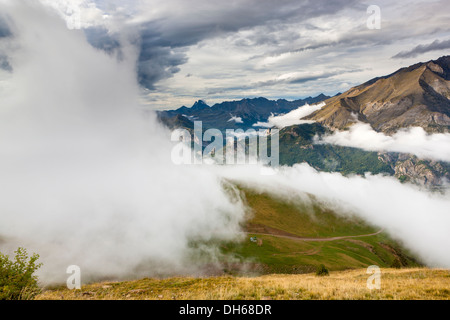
191 100 210 109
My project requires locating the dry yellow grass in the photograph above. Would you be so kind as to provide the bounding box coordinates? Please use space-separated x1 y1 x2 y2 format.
37 268 450 300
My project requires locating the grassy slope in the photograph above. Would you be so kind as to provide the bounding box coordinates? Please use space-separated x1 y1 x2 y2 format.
219 188 420 274
280 144 394 175
37 268 450 300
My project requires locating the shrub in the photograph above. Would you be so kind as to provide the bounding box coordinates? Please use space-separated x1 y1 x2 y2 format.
390 258 402 269
0 247 43 300
316 264 329 277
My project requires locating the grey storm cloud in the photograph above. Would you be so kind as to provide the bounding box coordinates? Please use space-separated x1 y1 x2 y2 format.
0 14 13 71
392 39 450 59
83 0 359 90
0 15 12 38
84 27 121 54
137 46 188 89
134 0 359 47
0 54 11 72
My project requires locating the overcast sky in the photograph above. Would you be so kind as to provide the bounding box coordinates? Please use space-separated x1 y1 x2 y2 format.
3 0 450 109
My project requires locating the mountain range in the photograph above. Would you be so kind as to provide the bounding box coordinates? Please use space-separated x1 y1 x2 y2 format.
157 56 450 187
159 56 450 135
158 94 331 131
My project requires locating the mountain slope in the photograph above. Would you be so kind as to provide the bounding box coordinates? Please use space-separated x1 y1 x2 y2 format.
219 187 421 274
278 123 394 175
277 124 449 186
305 55 450 133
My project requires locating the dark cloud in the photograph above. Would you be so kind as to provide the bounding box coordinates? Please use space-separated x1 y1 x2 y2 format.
82 25 188 89
0 54 12 72
392 39 450 59
136 0 358 48
85 0 358 90
137 46 188 89
0 14 13 71
0 0 362 90
0 15 12 38
77 0 449 107
84 27 121 54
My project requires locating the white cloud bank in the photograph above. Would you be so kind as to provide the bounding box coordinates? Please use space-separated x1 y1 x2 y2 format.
253 102 325 128
228 115 243 123
319 123 450 162
0 2 246 284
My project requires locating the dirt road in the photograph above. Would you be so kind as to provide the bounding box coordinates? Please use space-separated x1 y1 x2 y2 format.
248 229 384 242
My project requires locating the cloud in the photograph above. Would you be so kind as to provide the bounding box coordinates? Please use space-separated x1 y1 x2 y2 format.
0 13 13 71
392 39 450 59
0 14 12 38
228 115 243 123
35 0 362 93
318 123 450 162
137 44 189 90
0 53 12 71
252 121 273 128
216 163 450 268
83 26 121 54
255 71 346 87
128 0 359 91
155 0 450 107
0 2 246 284
2 0 447 109
206 71 349 96
253 102 325 128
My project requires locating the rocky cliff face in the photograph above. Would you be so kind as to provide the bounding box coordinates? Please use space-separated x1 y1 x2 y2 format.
378 152 450 187
306 56 450 134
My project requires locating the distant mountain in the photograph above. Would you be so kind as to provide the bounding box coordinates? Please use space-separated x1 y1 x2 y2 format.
158 94 330 131
156 56 450 187
305 55 450 133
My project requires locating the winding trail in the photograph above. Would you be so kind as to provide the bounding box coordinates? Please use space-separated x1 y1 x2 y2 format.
247 229 384 242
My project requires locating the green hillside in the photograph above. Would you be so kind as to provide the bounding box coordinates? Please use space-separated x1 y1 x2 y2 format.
218 187 421 274
278 124 394 175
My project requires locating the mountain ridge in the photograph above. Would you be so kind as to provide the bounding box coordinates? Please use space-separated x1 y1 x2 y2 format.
304 55 450 133
158 94 330 131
